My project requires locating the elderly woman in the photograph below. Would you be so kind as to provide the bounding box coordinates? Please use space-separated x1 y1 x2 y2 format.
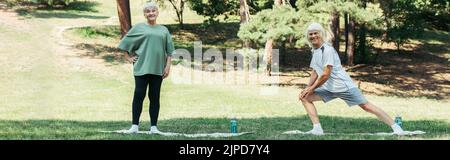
118 1 175 134
298 22 406 135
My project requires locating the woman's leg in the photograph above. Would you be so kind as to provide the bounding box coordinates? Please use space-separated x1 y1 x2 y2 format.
132 75 149 125
148 74 163 126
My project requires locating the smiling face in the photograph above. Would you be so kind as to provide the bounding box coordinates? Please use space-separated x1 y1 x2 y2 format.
144 8 159 21
308 30 323 48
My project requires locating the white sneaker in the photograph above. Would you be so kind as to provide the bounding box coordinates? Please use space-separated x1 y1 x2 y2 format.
305 129 324 135
149 126 162 134
393 130 408 136
124 125 139 134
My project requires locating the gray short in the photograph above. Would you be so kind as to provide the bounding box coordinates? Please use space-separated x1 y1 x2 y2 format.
314 87 368 107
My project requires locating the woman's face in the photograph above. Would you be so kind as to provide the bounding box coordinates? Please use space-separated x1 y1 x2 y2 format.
144 8 159 21
308 30 323 47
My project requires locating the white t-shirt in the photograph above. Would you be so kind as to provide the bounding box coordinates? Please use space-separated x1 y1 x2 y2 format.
309 43 356 92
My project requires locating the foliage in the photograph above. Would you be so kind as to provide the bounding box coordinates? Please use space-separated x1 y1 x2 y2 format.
187 0 239 24
238 6 306 48
379 0 427 50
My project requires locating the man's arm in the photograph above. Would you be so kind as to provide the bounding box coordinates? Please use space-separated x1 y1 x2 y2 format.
300 65 332 99
310 65 332 90
307 70 318 87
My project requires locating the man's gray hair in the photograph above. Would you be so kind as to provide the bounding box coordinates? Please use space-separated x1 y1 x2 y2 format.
143 1 158 11
305 22 328 48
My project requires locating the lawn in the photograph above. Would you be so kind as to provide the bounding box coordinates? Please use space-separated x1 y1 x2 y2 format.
0 0 448 140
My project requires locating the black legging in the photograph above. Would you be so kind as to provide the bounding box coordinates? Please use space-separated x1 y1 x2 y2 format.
132 74 163 126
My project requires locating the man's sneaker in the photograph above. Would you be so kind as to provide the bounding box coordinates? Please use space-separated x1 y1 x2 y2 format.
124 125 139 134
393 130 408 136
305 129 324 135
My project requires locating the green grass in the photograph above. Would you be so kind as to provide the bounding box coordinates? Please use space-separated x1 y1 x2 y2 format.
0 0 449 140
0 116 448 140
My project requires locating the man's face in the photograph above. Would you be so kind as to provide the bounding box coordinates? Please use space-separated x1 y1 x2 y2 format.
144 8 159 21
308 30 323 47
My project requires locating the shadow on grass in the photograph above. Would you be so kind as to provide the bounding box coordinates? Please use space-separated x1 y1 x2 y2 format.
15 8 108 19
0 116 448 140
6 0 99 12
73 43 127 65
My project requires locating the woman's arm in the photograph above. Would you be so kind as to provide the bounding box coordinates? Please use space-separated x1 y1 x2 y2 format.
163 56 172 79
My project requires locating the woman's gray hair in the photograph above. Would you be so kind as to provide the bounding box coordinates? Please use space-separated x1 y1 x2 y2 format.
305 22 329 48
143 1 158 11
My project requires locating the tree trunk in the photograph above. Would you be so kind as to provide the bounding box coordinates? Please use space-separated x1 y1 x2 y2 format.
358 23 367 63
239 0 250 23
264 39 273 76
344 12 349 64
358 1 367 64
116 0 132 39
264 0 285 76
347 16 355 66
240 0 251 48
330 10 340 53
281 41 287 65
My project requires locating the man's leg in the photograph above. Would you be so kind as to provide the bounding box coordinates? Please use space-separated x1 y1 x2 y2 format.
300 93 323 124
359 102 404 134
300 93 325 135
359 102 394 125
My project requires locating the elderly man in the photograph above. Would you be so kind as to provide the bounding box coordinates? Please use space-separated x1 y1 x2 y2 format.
298 22 405 135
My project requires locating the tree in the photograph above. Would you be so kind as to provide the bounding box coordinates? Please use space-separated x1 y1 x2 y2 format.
330 10 340 52
246 0 273 13
240 0 251 48
188 0 238 24
347 16 355 66
300 0 383 65
379 0 427 52
239 0 250 23
165 0 186 28
238 5 303 75
116 0 132 38
265 2 286 76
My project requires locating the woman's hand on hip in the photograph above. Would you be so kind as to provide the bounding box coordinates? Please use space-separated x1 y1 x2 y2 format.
127 55 138 63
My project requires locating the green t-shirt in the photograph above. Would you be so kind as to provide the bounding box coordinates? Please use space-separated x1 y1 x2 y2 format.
118 23 175 76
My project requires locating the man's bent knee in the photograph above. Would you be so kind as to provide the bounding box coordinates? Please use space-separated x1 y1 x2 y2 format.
300 97 310 103
301 94 319 104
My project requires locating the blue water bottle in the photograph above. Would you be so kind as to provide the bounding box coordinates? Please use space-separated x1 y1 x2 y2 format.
395 115 402 127
230 118 237 133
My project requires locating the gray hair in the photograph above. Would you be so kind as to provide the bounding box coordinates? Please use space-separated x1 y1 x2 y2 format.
143 1 158 11
305 22 328 48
